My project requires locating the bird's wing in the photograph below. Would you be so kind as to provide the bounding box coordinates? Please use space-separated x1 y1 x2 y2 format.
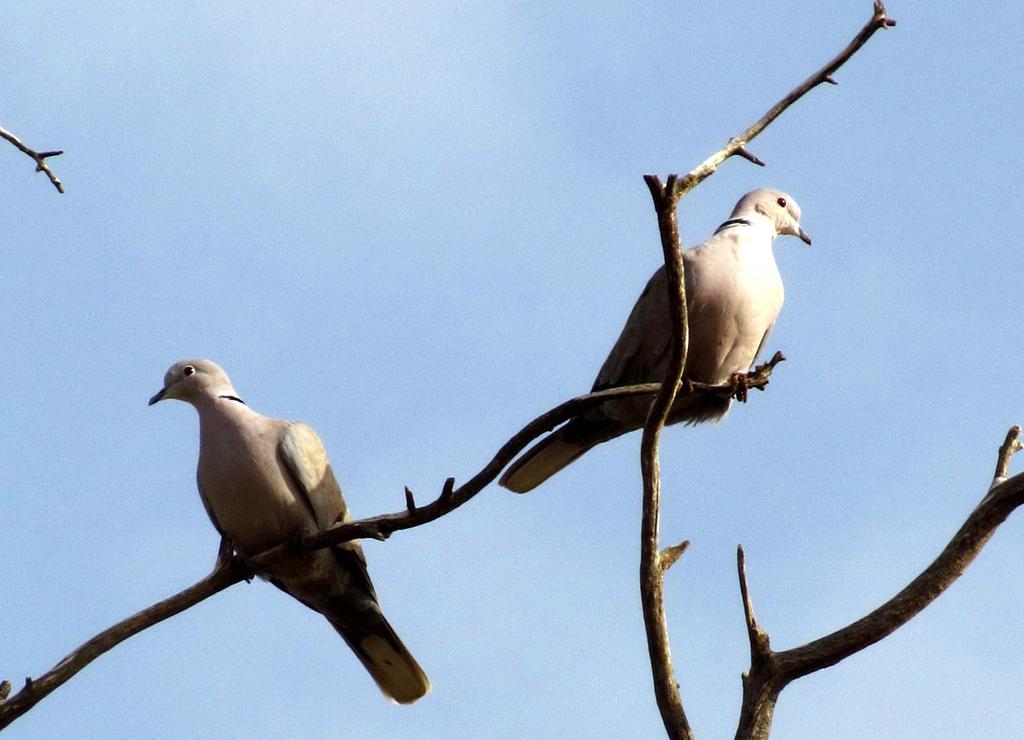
593 264 673 390
278 421 377 599
278 421 347 530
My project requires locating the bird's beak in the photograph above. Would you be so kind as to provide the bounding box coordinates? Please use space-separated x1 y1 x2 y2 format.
148 387 168 406
798 227 812 246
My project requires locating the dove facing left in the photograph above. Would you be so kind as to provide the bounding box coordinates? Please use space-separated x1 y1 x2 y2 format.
150 359 429 704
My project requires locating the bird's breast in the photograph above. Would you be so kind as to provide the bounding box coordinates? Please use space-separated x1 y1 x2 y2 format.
196 419 311 552
684 243 783 383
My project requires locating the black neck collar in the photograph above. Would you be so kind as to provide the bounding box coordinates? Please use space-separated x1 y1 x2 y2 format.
714 217 752 234
218 394 246 405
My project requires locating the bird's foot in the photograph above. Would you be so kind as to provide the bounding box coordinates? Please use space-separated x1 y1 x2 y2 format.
729 371 751 403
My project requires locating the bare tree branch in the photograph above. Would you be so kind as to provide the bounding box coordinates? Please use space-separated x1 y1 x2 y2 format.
0 126 64 193
0 370 780 732
733 428 1024 739
737 547 770 661
660 540 690 573
671 1 895 202
735 546 777 740
639 174 694 740
0 562 246 730
991 425 1021 488
635 3 895 737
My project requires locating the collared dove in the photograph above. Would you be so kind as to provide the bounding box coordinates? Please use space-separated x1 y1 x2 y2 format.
149 360 430 704
500 188 810 493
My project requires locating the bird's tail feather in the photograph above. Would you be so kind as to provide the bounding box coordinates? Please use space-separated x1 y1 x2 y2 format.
326 604 430 704
499 418 627 493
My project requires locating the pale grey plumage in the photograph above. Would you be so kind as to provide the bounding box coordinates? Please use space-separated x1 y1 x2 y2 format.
500 188 810 493
150 360 429 703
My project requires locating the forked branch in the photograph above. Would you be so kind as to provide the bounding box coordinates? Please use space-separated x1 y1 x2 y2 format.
0 126 64 193
733 428 1024 739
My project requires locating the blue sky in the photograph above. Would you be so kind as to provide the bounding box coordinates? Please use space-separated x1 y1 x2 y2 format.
4 2 1024 738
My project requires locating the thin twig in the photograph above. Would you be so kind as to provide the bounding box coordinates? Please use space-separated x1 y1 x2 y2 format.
0 126 64 193
991 425 1021 488
670 1 895 202
734 547 778 740
0 372 783 732
735 147 766 167
737 546 769 657
659 540 690 573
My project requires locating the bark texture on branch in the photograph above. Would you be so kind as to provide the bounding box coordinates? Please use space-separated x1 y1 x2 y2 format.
639 174 693 740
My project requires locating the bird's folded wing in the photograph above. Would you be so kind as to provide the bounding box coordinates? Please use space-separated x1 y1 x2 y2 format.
279 421 348 531
593 265 672 391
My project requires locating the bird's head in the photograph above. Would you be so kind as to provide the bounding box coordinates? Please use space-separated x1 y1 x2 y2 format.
149 359 241 406
734 188 811 245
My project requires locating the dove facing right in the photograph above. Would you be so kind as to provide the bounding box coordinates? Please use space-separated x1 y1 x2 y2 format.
499 188 810 493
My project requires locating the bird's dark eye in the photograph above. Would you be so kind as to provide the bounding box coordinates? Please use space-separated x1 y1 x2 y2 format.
777 197 787 207
183 365 196 377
